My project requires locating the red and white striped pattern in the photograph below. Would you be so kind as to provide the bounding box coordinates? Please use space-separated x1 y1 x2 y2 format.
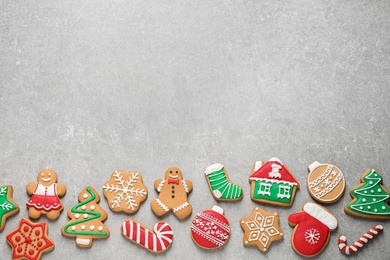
338 224 383 255
121 220 173 252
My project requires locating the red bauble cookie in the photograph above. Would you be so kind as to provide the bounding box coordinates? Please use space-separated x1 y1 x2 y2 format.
190 206 230 249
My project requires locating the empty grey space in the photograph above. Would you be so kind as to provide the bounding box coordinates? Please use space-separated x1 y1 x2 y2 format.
1 0 390 259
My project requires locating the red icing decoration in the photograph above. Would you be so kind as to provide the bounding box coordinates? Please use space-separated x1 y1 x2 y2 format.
249 161 299 185
35 230 40 236
121 219 173 252
6 218 54 260
190 207 230 249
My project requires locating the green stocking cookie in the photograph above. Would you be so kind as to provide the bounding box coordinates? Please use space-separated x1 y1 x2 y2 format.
204 163 243 201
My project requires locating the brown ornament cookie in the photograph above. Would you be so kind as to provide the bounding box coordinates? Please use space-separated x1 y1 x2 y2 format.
26 169 67 220
307 161 346 204
103 170 148 214
240 206 283 252
150 167 193 220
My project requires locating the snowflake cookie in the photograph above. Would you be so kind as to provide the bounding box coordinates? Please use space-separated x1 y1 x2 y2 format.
103 170 148 214
240 206 283 252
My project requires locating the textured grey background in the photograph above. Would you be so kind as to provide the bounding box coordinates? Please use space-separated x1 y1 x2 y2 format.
1 0 390 259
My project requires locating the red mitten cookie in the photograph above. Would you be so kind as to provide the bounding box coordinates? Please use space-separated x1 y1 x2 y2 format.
288 202 337 257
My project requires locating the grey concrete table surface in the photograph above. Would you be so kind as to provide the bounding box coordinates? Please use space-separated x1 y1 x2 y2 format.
1 0 389 259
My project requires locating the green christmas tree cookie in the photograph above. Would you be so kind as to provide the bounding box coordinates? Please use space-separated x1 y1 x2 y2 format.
62 186 110 247
344 168 390 220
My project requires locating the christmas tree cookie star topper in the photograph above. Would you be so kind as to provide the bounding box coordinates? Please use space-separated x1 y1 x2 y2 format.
204 163 243 201
344 168 390 220
0 185 20 232
62 186 110 248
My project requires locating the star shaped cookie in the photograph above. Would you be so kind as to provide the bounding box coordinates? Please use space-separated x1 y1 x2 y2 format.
240 206 283 252
0 185 20 232
6 218 54 260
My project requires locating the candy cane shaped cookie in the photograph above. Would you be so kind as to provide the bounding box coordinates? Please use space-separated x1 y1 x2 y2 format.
338 225 384 255
121 219 173 253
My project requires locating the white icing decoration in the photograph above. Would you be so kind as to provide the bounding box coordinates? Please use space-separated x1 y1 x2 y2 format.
173 202 190 212
75 213 80 219
76 238 91 246
303 203 338 229
90 225 95 230
268 163 282 178
83 213 88 219
83 194 88 199
71 226 76 231
182 180 190 193
81 205 86 210
90 205 95 211
305 228 320 244
156 199 169 212
378 189 382 192
98 226 103 231
81 225 86 230
205 163 224 175
362 198 366 202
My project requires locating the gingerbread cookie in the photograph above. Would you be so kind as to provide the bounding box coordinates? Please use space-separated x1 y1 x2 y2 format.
103 170 148 214
307 161 345 204
204 163 243 201
344 168 390 219
240 206 283 252
62 186 110 248
288 202 338 257
150 167 193 220
6 218 54 260
249 158 299 206
121 219 173 253
26 169 66 220
190 206 230 249
0 185 20 232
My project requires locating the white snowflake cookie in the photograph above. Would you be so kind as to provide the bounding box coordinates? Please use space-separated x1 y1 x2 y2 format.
102 170 148 214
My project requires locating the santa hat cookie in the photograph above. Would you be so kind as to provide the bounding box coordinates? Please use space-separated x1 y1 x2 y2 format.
190 206 230 249
288 202 338 257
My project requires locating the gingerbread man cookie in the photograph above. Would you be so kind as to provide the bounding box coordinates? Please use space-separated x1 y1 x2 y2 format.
26 169 67 220
150 167 193 220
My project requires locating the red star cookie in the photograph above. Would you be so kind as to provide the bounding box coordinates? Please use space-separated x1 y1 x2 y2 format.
240 206 284 252
6 218 54 260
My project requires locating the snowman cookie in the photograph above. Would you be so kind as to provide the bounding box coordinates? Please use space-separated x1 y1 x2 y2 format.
26 169 67 220
150 167 193 220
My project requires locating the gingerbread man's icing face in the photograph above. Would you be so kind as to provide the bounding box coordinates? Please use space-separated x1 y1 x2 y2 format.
37 169 57 186
165 167 183 181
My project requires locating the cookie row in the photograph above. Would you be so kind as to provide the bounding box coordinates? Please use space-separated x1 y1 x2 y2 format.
2 202 385 259
1 157 389 259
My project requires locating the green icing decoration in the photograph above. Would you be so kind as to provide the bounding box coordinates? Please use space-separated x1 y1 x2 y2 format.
252 180 293 204
347 168 390 216
63 187 107 236
0 186 18 227
206 166 243 199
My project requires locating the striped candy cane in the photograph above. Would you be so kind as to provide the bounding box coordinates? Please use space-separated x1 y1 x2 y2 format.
338 224 383 255
121 219 173 253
